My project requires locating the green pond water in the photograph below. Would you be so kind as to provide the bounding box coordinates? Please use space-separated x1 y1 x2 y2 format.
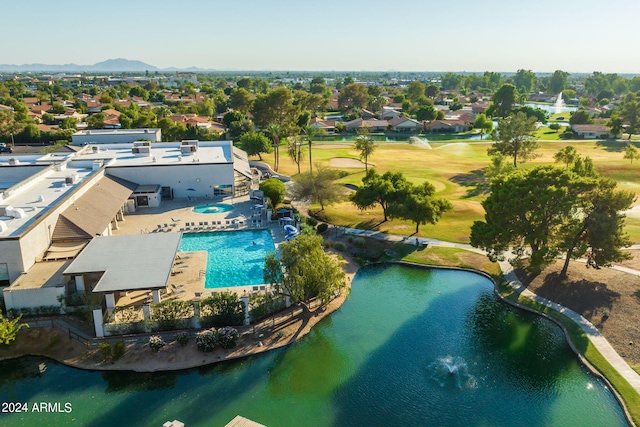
0 265 628 426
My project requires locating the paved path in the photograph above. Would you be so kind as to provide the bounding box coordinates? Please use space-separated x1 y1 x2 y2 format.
338 226 640 393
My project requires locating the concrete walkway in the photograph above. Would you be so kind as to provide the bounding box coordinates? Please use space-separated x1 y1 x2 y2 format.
338 226 640 394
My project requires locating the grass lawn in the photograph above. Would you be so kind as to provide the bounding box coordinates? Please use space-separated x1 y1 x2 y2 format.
265 140 640 244
534 126 566 140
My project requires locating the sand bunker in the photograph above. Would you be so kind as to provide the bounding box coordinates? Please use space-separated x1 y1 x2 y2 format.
329 157 367 168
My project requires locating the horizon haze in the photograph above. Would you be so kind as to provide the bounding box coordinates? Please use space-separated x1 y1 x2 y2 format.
2 0 639 74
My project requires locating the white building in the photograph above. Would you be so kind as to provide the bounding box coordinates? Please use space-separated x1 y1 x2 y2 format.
0 140 255 310
71 128 162 146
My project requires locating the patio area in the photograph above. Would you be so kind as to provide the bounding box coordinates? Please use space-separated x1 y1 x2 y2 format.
109 194 293 307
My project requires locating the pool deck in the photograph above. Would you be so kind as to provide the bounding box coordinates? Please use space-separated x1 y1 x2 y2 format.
111 195 291 305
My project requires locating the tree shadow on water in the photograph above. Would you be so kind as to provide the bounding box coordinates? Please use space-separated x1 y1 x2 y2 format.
332 284 570 427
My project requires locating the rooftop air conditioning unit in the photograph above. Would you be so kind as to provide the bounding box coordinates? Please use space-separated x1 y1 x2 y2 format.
92 146 99 153
65 174 78 184
8 158 19 165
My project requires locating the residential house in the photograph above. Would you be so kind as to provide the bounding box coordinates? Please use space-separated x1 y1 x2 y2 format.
343 118 388 132
377 106 402 120
388 116 422 133
471 102 490 114
309 117 336 133
169 114 227 134
571 124 611 139
424 119 471 133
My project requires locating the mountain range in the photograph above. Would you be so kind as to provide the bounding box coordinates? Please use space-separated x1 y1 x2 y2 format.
0 58 215 73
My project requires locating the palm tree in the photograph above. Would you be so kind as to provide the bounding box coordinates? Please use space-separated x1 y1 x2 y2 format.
265 124 282 171
354 126 376 172
287 136 305 174
303 125 319 175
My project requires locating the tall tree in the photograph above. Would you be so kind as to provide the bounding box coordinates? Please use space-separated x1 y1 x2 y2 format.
473 113 493 140
338 83 368 111
425 84 440 99
549 70 569 94
287 136 305 174
259 178 286 208
290 166 345 211
488 83 518 118
608 115 624 138
252 87 299 135
620 93 640 139
557 178 634 276
488 112 539 167
398 182 453 234
353 127 377 172
350 169 410 221
264 124 282 171
229 88 254 113
470 166 598 273
407 81 426 102
512 69 536 94
263 234 346 307
554 146 579 168
624 143 640 164
239 131 272 160
302 125 319 175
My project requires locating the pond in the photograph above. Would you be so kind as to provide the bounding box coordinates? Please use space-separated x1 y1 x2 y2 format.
0 265 628 426
525 102 578 115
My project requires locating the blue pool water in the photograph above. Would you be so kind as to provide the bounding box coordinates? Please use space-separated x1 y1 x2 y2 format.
192 203 234 214
178 230 276 288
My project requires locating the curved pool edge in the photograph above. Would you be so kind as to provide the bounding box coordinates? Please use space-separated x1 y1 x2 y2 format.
386 260 637 427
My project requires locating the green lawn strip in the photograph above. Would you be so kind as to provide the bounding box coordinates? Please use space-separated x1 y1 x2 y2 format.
399 248 640 425
534 126 566 140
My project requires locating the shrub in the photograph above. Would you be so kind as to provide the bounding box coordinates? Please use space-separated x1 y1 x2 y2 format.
353 237 366 248
334 242 346 252
199 291 244 328
174 331 190 347
195 329 216 352
151 300 194 331
323 240 333 248
99 342 112 360
249 291 286 323
216 327 240 349
113 341 126 359
306 217 318 227
148 335 165 352
316 223 329 234
0 314 28 346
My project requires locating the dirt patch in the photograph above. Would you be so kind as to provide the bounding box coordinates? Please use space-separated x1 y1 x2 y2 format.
516 259 640 365
329 157 367 168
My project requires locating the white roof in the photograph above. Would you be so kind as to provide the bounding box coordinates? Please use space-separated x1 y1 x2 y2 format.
63 233 182 293
75 141 234 166
0 162 97 237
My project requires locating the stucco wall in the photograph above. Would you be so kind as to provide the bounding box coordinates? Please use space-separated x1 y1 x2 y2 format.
107 163 235 199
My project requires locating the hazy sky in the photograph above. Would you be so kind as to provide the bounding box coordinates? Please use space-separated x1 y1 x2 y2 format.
2 0 639 73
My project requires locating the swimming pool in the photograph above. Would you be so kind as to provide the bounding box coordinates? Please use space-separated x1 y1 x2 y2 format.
192 203 234 214
178 230 276 288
